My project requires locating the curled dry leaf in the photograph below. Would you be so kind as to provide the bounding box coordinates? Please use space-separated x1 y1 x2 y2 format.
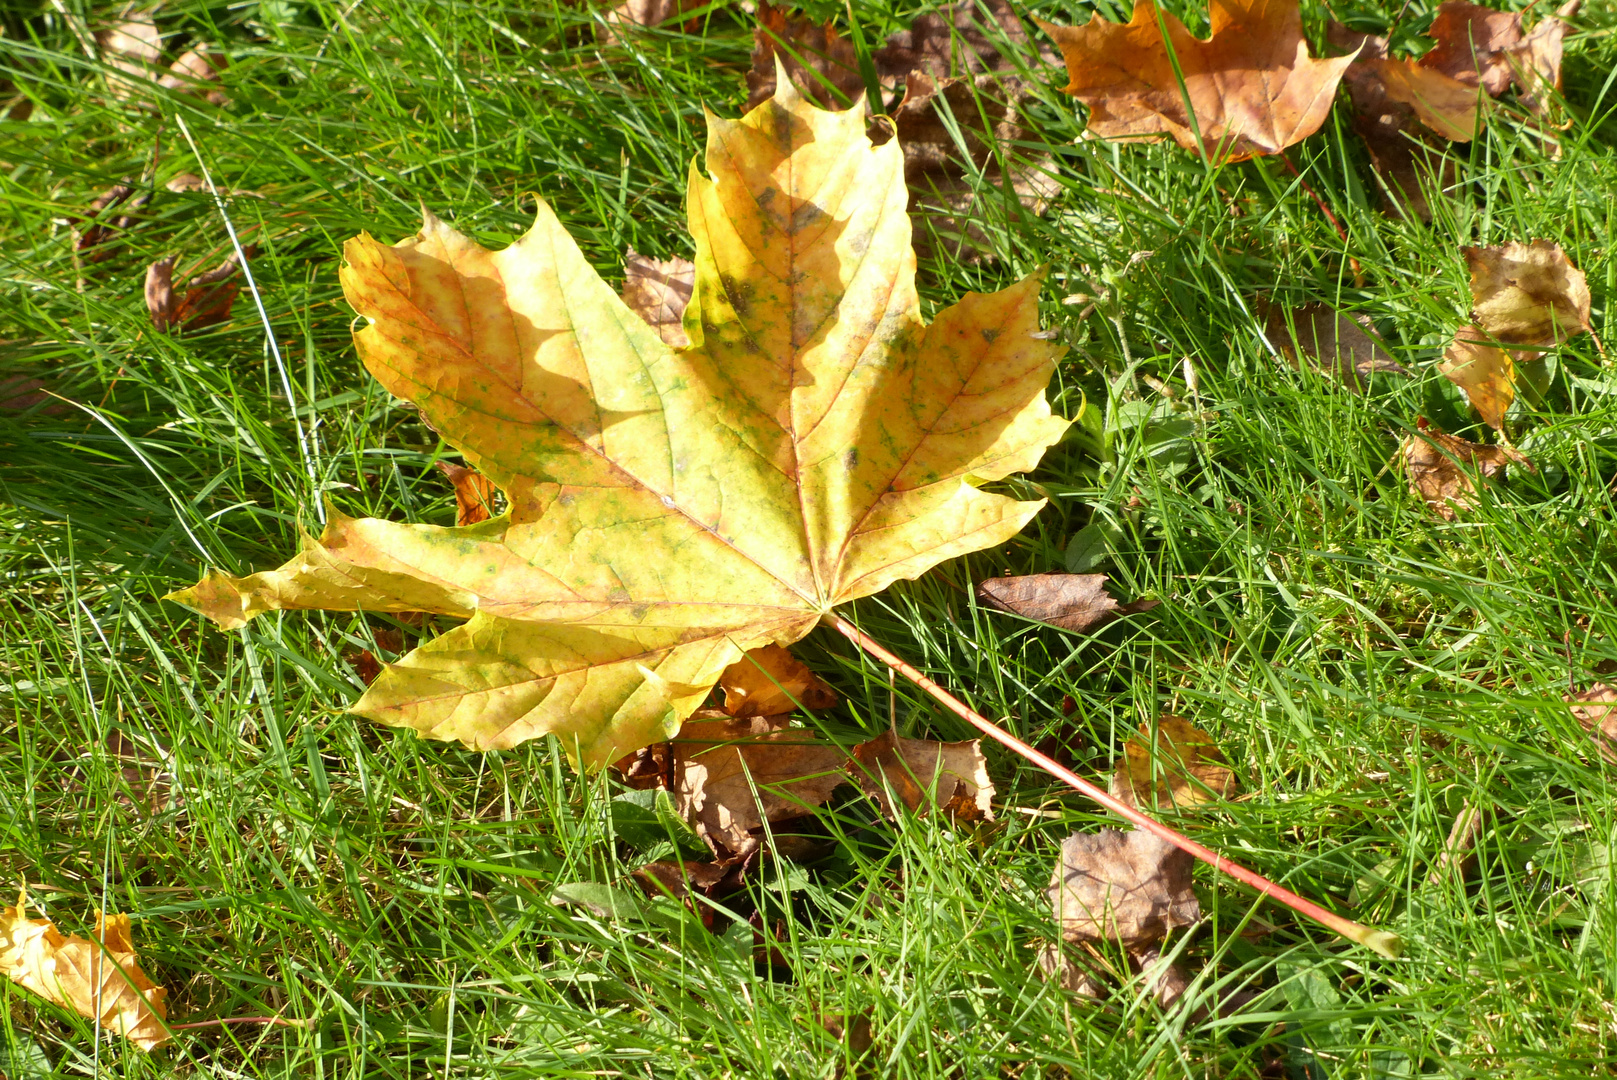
1110 716 1236 812
719 643 837 719
1464 241 1591 347
1 887 169 1051
436 461 500 526
1036 0 1355 164
167 77 1069 769
977 572 1157 635
1263 303 1408 389
1049 827 1198 947
144 253 242 332
1399 417 1530 520
1439 326 1515 431
1565 684 1617 764
621 249 695 348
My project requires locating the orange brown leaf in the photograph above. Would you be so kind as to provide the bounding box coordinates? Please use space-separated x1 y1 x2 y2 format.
1037 0 1355 163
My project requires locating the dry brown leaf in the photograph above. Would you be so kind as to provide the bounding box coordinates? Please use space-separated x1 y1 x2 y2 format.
1440 326 1515 431
670 716 851 856
1110 716 1236 812
144 253 241 332
1037 0 1354 164
747 1 865 111
436 461 500 526
1048 827 1199 947
718 643 837 719
1034 942 1109 998
1399 417 1530 520
1565 684 1617 764
1 887 169 1050
604 0 707 41
1420 0 1578 110
156 48 229 106
977 572 1157 635
1264 303 1409 389
621 249 695 348
1465 240 1591 347
99 19 163 87
849 730 993 822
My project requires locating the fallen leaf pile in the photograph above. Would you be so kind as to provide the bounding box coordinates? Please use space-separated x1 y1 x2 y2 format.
168 76 1070 772
749 0 1061 258
1 887 169 1051
1037 0 1355 164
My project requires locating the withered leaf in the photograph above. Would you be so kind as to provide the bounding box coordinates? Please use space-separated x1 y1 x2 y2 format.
167 78 1069 769
1465 240 1591 347
719 643 837 719
1565 684 1617 764
621 249 695 348
72 181 150 262
1110 716 1236 812
747 1 864 112
1264 303 1409 389
436 461 500 526
977 572 1157 635
671 716 852 856
1420 0 1578 110
144 253 242 332
631 858 747 905
1439 326 1515 431
1 887 168 1051
849 730 993 822
1037 0 1355 163
1049 828 1199 947
1399 417 1530 520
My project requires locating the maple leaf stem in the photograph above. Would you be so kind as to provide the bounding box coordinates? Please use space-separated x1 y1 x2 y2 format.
825 612 1403 959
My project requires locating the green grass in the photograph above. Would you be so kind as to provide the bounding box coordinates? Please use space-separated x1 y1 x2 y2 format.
3 0 1617 1075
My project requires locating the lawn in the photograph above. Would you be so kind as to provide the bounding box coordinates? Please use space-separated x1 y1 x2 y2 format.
2 0 1616 1076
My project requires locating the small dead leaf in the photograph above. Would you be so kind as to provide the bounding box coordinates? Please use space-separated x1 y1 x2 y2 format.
819 1007 875 1078
1048 827 1199 947
1110 717 1236 811
0 375 67 416
850 730 993 821
1037 0 1355 163
144 254 241 332
632 857 746 902
156 48 229 106
746 2 865 112
1 887 169 1051
1440 326 1515 431
978 573 1157 635
621 249 695 347
1264 303 1409 388
603 0 706 42
1465 240 1591 347
436 461 500 526
1399 417 1530 520
164 172 205 193
99 19 163 87
1128 945 1191 1009
719 644 837 719
1565 683 1617 764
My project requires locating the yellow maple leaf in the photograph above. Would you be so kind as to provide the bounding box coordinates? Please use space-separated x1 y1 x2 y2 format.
1 887 169 1051
166 77 1069 768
